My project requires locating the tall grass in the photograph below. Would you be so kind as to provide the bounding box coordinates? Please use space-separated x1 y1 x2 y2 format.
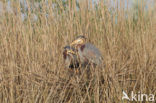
0 0 155 103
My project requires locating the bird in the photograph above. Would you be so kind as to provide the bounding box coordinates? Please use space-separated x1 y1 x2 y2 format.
70 35 103 67
63 46 79 70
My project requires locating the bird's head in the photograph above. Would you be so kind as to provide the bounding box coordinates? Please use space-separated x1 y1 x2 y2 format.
70 35 86 47
63 46 76 59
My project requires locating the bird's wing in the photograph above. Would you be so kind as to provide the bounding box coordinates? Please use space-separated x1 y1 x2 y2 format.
85 43 102 57
83 43 103 64
83 46 97 60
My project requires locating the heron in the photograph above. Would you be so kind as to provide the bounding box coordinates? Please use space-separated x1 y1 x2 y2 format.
63 46 79 70
70 35 103 67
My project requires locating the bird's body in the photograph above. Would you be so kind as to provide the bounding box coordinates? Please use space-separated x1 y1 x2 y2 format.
70 35 103 67
77 43 102 66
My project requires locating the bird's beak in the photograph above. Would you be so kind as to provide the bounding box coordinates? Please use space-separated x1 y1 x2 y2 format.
67 50 76 54
70 39 82 46
70 40 77 46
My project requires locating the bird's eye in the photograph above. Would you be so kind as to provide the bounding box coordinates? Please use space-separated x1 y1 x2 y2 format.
77 39 83 43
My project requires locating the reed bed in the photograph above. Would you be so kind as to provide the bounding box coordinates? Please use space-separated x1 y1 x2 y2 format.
0 0 155 103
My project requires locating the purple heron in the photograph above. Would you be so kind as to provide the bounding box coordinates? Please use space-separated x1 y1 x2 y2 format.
63 46 79 69
70 35 103 67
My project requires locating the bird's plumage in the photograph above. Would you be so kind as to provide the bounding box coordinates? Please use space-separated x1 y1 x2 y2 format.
78 43 103 66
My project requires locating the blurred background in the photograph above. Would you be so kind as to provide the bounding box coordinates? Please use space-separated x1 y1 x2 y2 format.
0 0 155 22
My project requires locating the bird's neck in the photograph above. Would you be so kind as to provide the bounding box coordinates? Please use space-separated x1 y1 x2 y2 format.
63 51 67 59
77 44 85 52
